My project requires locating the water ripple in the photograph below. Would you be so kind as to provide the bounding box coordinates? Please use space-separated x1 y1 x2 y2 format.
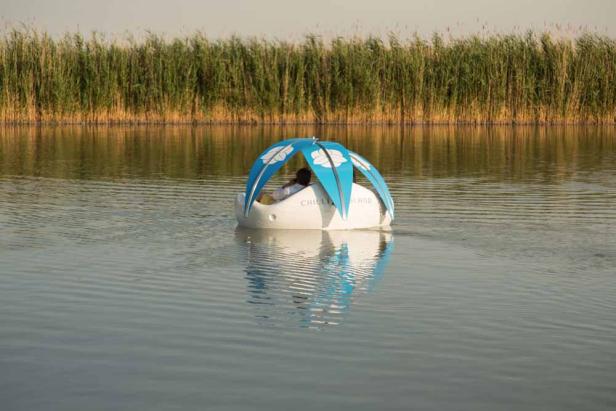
1 127 616 411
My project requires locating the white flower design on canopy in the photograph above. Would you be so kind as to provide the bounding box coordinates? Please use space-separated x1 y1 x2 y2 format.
311 149 348 168
261 144 293 164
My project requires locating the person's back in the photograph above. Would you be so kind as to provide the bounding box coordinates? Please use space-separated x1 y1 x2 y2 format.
270 167 312 202
271 182 304 202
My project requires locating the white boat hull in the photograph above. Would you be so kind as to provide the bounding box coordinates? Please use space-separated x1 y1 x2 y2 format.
235 183 392 230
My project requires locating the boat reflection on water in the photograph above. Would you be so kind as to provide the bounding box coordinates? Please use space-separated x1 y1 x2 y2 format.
235 228 394 328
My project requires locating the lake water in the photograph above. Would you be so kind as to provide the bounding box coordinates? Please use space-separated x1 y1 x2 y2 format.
1 126 615 410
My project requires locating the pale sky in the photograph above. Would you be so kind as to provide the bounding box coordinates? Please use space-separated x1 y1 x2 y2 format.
1 0 615 39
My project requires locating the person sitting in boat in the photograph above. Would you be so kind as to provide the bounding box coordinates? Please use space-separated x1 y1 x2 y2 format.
259 167 312 204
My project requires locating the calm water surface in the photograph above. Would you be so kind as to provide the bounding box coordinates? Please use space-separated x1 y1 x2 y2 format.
1 126 615 410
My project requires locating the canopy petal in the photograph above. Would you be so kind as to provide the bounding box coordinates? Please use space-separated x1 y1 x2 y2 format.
243 138 315 216
349 151 395 219
302 141 354 220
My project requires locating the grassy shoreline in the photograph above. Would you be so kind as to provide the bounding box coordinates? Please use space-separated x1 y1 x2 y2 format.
1 30 615 124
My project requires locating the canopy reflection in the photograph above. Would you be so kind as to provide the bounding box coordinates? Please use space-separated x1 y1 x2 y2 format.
235 228 394 328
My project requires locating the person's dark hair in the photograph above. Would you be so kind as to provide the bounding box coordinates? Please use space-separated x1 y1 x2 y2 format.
296 167 312 186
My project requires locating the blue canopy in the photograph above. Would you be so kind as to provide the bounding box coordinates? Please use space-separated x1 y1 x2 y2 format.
243 137 394 219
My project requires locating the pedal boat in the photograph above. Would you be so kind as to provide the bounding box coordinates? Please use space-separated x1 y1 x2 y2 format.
235 137 394 230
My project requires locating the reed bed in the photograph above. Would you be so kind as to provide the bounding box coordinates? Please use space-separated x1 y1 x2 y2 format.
0 30 615 124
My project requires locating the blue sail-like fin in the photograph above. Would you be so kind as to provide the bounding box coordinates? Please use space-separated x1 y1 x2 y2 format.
349 151 395 219
301 141 353 220
243 138 314 216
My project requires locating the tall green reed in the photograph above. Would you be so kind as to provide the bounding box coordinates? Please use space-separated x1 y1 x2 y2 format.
0 29 614 123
